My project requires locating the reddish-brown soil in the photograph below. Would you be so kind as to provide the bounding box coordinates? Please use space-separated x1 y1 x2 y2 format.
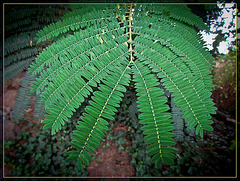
2 71 26 142
87 124 135 177
87 135 135 177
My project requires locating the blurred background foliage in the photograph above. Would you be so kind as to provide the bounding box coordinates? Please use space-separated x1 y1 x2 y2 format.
212 48 236 118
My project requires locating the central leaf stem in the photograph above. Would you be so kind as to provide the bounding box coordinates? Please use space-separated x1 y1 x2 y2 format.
128 3 134 63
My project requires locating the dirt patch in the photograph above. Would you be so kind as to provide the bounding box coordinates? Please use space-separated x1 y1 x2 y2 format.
4 120 21 141
1 71 26 115
3 71 27 143
87 126 135 177
3 89 18 115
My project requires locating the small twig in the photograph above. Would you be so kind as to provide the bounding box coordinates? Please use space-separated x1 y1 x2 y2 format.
226 117 238 124
213 110 238 125
190 144 229 150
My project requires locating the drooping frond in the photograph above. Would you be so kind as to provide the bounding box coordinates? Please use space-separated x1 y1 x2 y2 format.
4 47 39 67
35 4 128 44
12 73 35 123
41 31 129 134
4 58 34 82
34 92 46 122
4 5 67 82
132 4 216 138
4 32 36 56
63 4 102 19
145 4 209 31
5 5 67 35
66 61 131 167
30 17 127 94
171 96 184 142
133 8 214 87
132 60 177 167
4 32 37 82
128 100 138 122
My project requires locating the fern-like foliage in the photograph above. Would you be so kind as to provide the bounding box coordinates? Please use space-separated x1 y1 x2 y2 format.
12 72 35 123
12 72 47 123
34 92 46 122
4 5 69 124
4 5 67 82
29 3 216 169
171 96 184 142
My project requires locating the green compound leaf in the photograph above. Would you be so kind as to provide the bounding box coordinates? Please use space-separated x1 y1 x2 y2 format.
29 3 216 169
